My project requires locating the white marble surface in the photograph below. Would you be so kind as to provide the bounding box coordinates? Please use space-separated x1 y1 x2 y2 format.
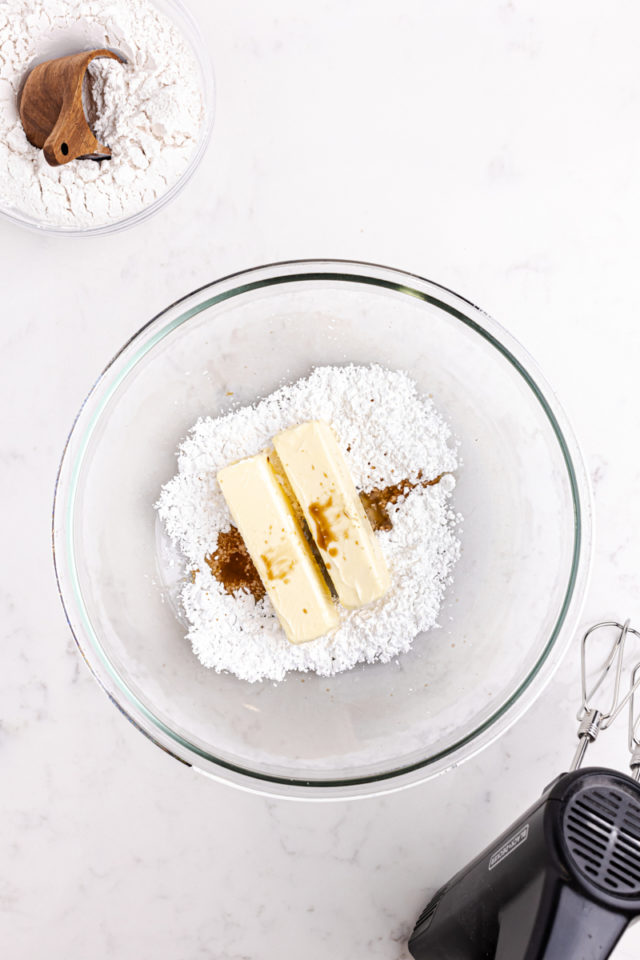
2 0 640 956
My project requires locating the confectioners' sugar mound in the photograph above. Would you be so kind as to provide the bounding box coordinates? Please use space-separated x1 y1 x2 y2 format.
157 365 461 682
0 0 204 227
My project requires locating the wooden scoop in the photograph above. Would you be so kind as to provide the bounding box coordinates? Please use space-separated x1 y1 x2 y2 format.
19 49 124 167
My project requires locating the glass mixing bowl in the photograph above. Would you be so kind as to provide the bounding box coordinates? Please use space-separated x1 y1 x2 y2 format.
53 260 592 798
0 0 214 237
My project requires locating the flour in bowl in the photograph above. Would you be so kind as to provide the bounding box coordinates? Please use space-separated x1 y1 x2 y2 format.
0 0 205 227
156 365 461 682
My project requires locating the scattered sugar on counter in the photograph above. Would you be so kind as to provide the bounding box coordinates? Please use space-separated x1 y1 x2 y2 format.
157 365 461 682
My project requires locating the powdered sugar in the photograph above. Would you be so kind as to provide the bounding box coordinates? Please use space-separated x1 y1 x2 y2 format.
0 0 204 227
156 365 461 682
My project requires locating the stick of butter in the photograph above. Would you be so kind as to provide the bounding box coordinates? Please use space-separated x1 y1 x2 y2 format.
274 421 391 609
217 452 339 644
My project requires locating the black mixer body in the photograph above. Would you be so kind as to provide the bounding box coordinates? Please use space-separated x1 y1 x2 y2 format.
409 768 640 960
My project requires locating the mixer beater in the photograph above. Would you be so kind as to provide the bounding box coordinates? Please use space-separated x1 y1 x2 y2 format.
409 619 640 960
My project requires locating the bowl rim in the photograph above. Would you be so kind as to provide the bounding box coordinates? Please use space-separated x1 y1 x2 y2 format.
52 259 593 798
0 0 215 237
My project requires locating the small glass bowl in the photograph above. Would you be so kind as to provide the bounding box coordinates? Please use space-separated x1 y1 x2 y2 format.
53 260 593 798
0 0 214 237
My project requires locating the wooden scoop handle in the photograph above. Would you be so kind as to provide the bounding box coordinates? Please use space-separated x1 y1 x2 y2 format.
19 49 123 167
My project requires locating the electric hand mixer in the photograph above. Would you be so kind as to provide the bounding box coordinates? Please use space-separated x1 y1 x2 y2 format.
409 620 640 960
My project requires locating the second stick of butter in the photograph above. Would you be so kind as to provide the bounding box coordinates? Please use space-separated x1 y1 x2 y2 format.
274 421 391 609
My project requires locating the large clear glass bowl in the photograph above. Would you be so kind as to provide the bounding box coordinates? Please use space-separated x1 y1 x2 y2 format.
52 260 592 798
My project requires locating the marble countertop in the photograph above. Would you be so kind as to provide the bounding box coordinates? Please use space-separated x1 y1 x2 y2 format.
3 1 640 956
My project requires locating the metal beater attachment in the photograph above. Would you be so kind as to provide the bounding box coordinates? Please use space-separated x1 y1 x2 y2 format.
630 662 640 781
570 619 640 773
